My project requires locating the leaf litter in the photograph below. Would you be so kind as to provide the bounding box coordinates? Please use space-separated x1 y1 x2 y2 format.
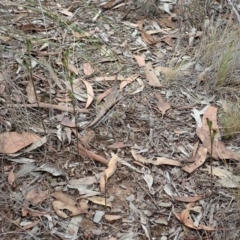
1 0 240 239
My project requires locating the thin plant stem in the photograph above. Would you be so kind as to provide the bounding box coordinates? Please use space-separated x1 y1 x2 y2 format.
24 38 46 134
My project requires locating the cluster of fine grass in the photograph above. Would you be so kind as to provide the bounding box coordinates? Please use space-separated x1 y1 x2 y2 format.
196 24 240 90
219 100 240 139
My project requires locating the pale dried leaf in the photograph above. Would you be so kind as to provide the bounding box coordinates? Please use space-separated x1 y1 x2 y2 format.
155 92 170 116
87 196 112 208
100 154 118 193
52 200 87 218
134 54 145 67
144 63 161 87
120 74 138 90
26 81 37 103
182 146 207 173
82 80 94 108
0 132 41 154
105 214 122 222
173 195 202 203
108 142 129 149
68 64 79 75
25 189 49 205
8 168 15 185
97 87 112 103
52 192 76 206
83 62 94 76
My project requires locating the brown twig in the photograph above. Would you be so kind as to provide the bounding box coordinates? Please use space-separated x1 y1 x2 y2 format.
75 143 108 165
11 103 90 113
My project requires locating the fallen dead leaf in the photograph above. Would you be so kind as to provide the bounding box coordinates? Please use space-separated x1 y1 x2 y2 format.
102 0 121 9
74 31 93 39
120 74 138 90
155 92 171 116
105 214 122 222
0 132 41 154
83 62 94 76
144 62 162 87
100 154 118 193
131 149 148 163
97 87 112 103
60 9 73 17
132 149 181 166
61 117 76 128
52 192 76 206
25 189 49 205
95 76 125 82
82 79 94 108
201 106 220 138
196 127 240 161
8 167 15 185
173 195 202 203
182 146 207 173
26 81 37 104
134 54 145 67
108 142 129 149
21 208 48 217
89 82 122 126
174 202 214 230
52 200 88 219
20 221 39 231
87 196 112 208
68 63 79 75
203 167 240 188
140 30 158 45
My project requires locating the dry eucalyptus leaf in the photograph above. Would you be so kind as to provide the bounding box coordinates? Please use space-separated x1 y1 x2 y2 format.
82 79 94 108
134 54 145 67
155 92 170 116
182 146 207 173
173 195 202 203
25 189 49 205
52 200 87 219
120 74 138 90
8 167 15 185
68 64 79 75
100 154 118 193
26 81 37 103
174 202 215 230
144 62 162 87
0 132 41 154
83 62 94 76
52 192 76 206
87 196 112 208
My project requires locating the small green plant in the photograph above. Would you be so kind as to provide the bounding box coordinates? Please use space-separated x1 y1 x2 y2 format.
206 118 217 193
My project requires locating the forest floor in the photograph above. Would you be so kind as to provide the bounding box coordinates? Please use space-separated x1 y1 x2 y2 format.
0 0 240 239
